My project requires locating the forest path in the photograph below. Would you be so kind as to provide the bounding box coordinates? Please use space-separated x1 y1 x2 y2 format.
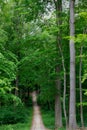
30 91 49 130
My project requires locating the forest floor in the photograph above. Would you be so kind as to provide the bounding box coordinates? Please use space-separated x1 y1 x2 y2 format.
30 91 49 130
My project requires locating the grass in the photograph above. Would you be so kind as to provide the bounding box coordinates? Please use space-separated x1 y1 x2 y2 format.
41 109 55 130
0 107 33 130
0 123 30 130
0 107 65 130
41 109 66 130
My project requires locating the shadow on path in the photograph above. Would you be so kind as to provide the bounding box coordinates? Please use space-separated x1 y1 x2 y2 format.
30 91 49 130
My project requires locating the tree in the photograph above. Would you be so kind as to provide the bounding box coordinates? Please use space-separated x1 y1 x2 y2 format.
69 0 77 129
53 0 63 129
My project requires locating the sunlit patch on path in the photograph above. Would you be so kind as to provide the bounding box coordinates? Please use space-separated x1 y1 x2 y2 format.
30 91 49 130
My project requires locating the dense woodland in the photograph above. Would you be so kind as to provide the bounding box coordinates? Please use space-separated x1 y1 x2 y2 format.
0 0 87 130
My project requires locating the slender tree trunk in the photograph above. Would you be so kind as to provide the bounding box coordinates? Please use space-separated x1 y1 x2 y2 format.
69 0 77 130
58 43 68 128
54 0 63 129
55 67 62 130
63 65 67 129
79 46 84 128
54 0 67 127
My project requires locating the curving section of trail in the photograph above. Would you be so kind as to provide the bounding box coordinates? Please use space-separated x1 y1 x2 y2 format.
30 91 49 130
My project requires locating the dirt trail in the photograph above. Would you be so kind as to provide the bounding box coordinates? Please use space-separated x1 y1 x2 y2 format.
30 91 49 130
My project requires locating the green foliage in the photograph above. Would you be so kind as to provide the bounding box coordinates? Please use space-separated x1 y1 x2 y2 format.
0 52 16 80
0 28 8 49
37 84 56 110
0 106 29 125
0 51 17 106
0 124 30 130
0 0 87 128
75 34 87 44
42 109 55 129
0 107 32 130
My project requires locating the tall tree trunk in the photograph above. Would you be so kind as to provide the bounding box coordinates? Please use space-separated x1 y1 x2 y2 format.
69 0 77 130
55 20 68 127
54 0 63 129
58 43 68 128
55 67 62 130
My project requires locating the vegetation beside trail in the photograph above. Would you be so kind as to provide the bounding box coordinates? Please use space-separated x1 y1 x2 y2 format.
0 107 32 130
0 106 87 130
0 107 55 130
0 123 30 130
42 110 55 130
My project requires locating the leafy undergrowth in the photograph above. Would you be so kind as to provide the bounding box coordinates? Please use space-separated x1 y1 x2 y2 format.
41 109 67 130
41 109 87 130
1 106 87 130
41 110 55 130
0 106 30 125
0 107 33 130
0 123 30 130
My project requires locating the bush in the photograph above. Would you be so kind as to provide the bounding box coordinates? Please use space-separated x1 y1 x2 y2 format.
0 105 29 125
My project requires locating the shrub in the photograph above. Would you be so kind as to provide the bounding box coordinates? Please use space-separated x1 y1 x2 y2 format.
0 105 29 125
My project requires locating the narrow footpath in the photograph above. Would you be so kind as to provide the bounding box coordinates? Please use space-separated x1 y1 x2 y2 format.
30 91 49 130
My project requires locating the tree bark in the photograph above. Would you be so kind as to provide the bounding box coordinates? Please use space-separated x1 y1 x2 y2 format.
54 0 63 129
55 67 62 130
69 0 77 130
57 30 68 128
58 43 68 128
